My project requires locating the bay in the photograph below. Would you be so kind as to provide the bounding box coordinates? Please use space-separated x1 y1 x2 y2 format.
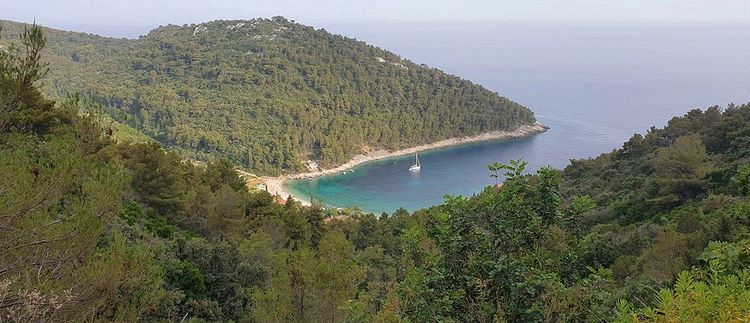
287 23 750 214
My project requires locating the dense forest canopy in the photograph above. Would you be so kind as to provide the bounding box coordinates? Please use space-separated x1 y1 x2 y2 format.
0 18 537 175
3 24 750 322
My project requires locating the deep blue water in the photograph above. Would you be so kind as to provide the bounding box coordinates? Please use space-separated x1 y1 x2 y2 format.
287 23 750 214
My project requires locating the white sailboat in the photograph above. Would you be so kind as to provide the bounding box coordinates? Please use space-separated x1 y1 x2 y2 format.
409 153 421 171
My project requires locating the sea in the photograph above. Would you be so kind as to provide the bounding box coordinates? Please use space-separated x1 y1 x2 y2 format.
285 22 750 214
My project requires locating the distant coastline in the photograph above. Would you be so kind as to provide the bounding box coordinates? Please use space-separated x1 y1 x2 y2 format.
262 122 548 205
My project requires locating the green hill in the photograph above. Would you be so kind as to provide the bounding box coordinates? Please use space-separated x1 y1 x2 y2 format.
0 18 537 175
4 24 750 322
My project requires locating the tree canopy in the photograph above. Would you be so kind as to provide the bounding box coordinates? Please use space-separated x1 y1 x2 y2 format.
0 18 537 175
3 23 750 322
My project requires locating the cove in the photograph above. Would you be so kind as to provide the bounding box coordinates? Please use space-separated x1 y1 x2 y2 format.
287 23 750 214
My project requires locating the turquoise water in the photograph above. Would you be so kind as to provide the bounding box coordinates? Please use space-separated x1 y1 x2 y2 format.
287 23 750 214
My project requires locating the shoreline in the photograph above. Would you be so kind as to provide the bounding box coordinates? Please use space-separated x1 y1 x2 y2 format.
262 122 548 205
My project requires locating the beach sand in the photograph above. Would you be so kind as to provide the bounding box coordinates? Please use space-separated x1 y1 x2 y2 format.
259 122 547 205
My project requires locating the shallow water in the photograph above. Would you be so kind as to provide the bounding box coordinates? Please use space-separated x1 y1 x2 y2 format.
287 23 750 214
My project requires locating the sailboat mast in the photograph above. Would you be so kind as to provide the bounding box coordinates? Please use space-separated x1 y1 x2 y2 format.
409 152 421 171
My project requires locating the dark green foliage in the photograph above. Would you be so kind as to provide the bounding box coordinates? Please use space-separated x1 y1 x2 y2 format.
394 104 750 321
164 259 206 300
399 166 563 321
562 106 750 225
122 142 187 214
170 237 264 320
119 201 143 225
203 157 247 192
535 166 562 225
0 24 144 321
734 164 750 196
6 24 750 322
1 18 536 175
0 23 66 134
143 209 174 238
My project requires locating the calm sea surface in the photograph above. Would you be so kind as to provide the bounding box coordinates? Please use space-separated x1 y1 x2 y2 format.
287 23 750 214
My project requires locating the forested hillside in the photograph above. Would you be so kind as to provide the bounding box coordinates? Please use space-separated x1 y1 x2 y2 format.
0 18 537 175
3 24 750 322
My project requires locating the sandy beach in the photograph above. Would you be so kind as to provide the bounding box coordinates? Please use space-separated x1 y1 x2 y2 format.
261 122 548 204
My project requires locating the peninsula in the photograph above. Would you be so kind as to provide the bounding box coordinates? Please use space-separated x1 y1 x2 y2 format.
0 18 539 176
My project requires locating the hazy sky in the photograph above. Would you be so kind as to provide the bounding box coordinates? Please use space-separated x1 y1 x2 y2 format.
2 0 749 37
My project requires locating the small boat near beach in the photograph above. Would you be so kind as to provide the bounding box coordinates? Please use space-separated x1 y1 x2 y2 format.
409 153 421 171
